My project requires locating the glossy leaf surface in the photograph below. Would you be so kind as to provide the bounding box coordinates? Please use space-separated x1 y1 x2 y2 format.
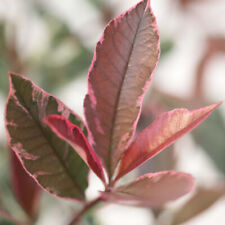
103 171 194 208
10 150 41 218
116 103 221 180
5 73 89 201
84 0 160 177
44 115 105 183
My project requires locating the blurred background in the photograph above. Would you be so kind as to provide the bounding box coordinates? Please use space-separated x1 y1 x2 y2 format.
0 0 225 224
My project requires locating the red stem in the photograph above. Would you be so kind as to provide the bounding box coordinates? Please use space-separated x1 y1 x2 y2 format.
68 196 103 225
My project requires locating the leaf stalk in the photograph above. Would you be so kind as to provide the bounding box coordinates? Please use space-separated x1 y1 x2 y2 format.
68 196 103 225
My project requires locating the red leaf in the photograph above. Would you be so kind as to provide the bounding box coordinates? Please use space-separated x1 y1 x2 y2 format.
116 102 222 180
102 171 194 208
44 115 106 183
10 150 41 218
84 0 160 177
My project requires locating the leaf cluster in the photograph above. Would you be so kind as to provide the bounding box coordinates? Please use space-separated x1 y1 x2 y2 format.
3 0 222 224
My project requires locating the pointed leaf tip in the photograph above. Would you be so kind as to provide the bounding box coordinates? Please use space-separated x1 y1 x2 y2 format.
146 0 151 9
84 0 160 177
5 73 89 201
116 102 222 180
102 171 194 208
44 115 106 183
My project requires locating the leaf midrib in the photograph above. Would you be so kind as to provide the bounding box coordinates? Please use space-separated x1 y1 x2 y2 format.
12 79 84 198
119 109 215 179
107 4 147 178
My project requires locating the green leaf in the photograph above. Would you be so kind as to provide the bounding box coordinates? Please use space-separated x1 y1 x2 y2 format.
0 23 10 95
5 73 89 202
160 39 173 57
192 109 225 175
0 220 15 225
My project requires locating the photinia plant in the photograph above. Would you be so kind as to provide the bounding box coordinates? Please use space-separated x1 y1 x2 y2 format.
4 0 222 224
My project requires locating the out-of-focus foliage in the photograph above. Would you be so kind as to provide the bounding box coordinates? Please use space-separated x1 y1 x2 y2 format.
135 0 225 223
0 2 94 97
171 186 225 225
192 109 225 175
0 1 105 224
0 0 225 224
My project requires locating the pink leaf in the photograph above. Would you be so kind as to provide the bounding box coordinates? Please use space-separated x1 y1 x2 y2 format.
44 115 105 183
116 102 222 180
10 150 41 218
84 0 160 177
102 171 194 208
